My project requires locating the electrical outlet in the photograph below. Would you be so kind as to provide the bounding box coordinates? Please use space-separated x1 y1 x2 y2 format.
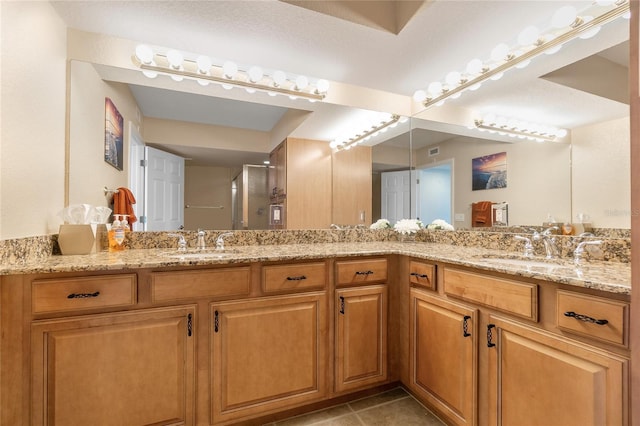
454 213 465 222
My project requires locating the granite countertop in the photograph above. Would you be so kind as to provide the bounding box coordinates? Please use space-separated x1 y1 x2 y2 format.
0 241 630 295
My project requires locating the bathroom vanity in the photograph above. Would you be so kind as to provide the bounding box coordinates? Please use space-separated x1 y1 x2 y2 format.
0 240 630 425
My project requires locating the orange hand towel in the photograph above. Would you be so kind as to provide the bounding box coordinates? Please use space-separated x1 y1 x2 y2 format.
114 187 137 224
472 201 493 227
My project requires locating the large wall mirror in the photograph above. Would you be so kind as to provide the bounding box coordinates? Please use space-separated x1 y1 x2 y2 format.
67 6 630 232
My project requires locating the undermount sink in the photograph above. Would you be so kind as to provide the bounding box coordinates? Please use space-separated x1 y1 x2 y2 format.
473 254 568 269
162 249 240 260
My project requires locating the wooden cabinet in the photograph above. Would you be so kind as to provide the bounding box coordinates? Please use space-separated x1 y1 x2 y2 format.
406 265 630 426
31 305 196 426
335 285 387 393
487 315 629 426
332 145 372 226
210 292 328 424
268 138 332 229
409 288 477 426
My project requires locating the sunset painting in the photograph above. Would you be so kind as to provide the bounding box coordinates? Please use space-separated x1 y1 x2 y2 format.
472 152 507 191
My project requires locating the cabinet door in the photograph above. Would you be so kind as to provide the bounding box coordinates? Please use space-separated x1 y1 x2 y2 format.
211 293 328 424
31 306 195 426
335 285 387 393
487 315 628 426
410 289 477 426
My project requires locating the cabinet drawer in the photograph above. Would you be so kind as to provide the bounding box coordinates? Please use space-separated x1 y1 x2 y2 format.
409 261 436 290
443 268 538 321
32 274 136 314
263 262 326 293
150 267 250 302
557 290 628 346
336 258 388 286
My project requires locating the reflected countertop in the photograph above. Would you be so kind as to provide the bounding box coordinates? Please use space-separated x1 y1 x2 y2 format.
0 242 630 295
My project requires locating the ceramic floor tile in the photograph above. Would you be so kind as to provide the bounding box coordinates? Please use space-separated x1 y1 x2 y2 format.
314 413 365 426
274 404 353 426
347 387 409 412
355 396 444 426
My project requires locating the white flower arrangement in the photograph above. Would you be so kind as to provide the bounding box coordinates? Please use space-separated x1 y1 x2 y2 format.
426 219 454 231
370 219 392 230
393 218 424 235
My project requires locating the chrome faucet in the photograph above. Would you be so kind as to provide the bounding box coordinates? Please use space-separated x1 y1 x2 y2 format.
513 235 534 258
574 240 602 265
533 226 559 259
167 233 187 251
215 232 234 250
196 229 206 250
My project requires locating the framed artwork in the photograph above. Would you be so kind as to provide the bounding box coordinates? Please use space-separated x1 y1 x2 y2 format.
104 97 123 170
472 151 507 191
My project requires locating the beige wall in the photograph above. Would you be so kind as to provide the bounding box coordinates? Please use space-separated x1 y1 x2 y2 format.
414 136 572 228
1 2 67 239
69 61 141 208
572 116 630 229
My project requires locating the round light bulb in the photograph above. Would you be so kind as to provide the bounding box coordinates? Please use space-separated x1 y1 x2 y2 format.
490 72 504 81
295 75 309 90
222 61 238 79
427 81 443 96
515 59 530 69
166 50 183 69
170 74 184 82
450 92 462 99
484 113 496 125
518 25 540 46
222 83 233 90
316 79 330 93
413 90 427 102
595 0 614 6
552 6 577 28
445 71 461 87
556 128 568 138
469 83 482 91
142 69 158 79
466 58 484 74
579 16 601 39
544 34 563 55
248 66 263 83
135 45 154 64
272 71 287 86
197 79 209 86
196 55 212 74
490 43 510 62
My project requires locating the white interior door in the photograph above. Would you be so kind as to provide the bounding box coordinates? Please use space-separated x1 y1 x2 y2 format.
417 160 453 225
145 146 185 231
128 123 146 231
381 170 414 225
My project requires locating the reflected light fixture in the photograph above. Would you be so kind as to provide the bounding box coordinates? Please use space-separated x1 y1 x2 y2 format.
414 1 629 109
133 46 329 101
330 115 403 151
474 114 568 142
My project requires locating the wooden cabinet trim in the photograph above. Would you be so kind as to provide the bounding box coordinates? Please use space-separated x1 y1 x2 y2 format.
443 268 538 321
150 266 250 302
336 258 388 286
409 261 436 290
557 290 629 347
32 274 137 314
262 262 327 293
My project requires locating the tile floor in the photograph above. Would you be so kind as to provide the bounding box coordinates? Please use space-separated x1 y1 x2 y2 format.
263 387 446 426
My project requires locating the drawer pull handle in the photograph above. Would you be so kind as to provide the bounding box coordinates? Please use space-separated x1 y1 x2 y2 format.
462 315 471 337
286 275 307 281
67 291 100 299
355 270 374 276
564 311 609 325
339 296 345 314
487 324 496 348
410 272 429 279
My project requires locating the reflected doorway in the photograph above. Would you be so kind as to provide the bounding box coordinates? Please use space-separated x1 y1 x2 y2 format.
417 160 453 226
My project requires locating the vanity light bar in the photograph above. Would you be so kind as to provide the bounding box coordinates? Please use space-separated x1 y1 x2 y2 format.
474 118 567 142
132 49 328 102
419 1 629 109
332 115 401 151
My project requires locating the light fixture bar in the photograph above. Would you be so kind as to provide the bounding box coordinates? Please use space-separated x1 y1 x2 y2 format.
335 115 400 151
132 55 326 101
422 2 629 108
474 119 559 142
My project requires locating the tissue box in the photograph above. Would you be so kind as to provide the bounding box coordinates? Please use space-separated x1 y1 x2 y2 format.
58 224 108 255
